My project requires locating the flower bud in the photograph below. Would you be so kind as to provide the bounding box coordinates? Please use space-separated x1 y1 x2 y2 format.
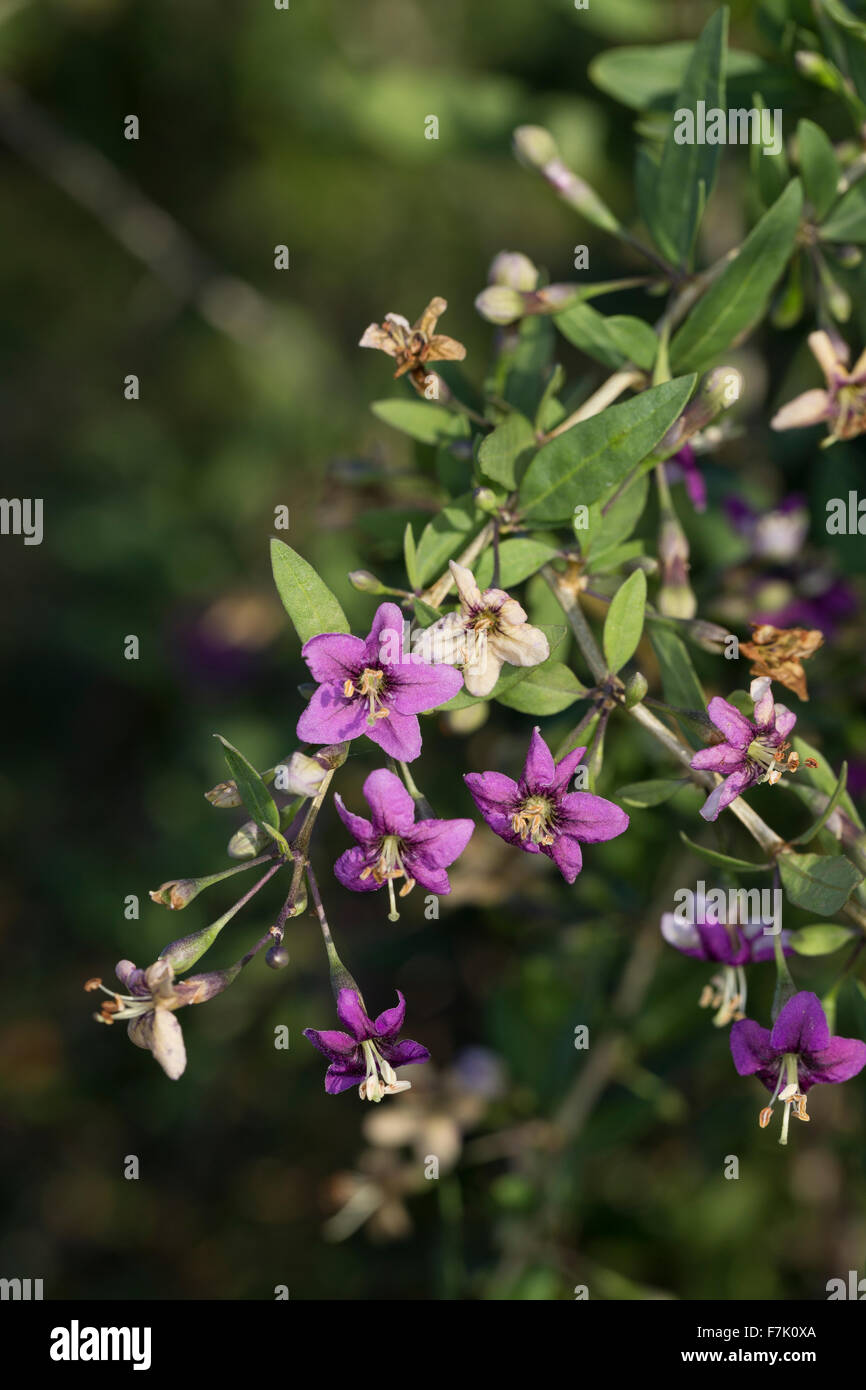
228 819 267 859
657 516 697 619
149 878 201 910
533 283 579 312
473 486 500 514
474 285 526 325
349 569 388 594
488 251 538 292
204 780 243 808
275 751 327 798
678 618 733 654
659 367 742 456
623 671 648 707
513 124 559 169
832 244 862 269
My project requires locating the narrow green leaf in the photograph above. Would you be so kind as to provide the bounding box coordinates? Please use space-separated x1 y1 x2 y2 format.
798 118 841 220
519 376 695 524
270 539 350 645
671 180 804 371
584 474 650 558
604 316 659 370
215 735 280 834
553 301 628 369
793 761 848 846
654 8 727 267
679 831 770 872
474 538 559 590
495 660 587 715
603 569 647 673
794 737 863 828
403 523 420 590
789 923 855 956
617 777 691 808
648 627 706 747
371 399 468 445
477 412 537 490
414 493 480 586
820 181 866 243
589 41 765 111
779 851 862 915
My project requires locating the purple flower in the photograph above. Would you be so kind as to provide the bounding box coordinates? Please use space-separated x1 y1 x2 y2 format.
296 602 463 763
334 768 474 919
731 991 866 1143
661 912 792 1027
667 443 707 512
690 677 797 822
303 988 430 1101
463 726 629 884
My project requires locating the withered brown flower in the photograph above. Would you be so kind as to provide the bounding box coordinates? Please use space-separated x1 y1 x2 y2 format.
740 623 824 702
359 296 466 395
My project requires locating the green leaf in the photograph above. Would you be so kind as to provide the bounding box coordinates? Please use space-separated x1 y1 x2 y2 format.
670 180 804 371
518 376 695 525
779 851 862 915
604 317 659 370
789 923 855 956
477 412 537 490
616 777 691 808
215 735 280 836
414 493 480 585
270 539 350 645
820 182 866 243
584 473 650 558
653 8 727 267
435 625 568 712
474 538 559 590
553 301 629 369
750 92 790 209
794 737 863 828
589 41 765 111
821 0 866 40
798 118 841 220
648 627 706 747
679 832 770 872
371 399 468 445
403 523 420 590
793 761 848 846
603 569 647 673
495 661 587 715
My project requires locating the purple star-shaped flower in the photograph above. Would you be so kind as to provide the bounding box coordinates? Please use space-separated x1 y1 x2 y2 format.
690 677 796 822
303 988 430 1101
334 768 474 917
730 991 866 1142
296 602 463 763
463 726 629 884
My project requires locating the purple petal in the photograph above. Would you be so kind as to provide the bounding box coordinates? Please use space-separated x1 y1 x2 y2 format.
388 660 464 714
558 792 630 843
325 1063 364 1094
696 921 748 965
333 793 374 845
770 991 830 1055
373 991 406 1040
707 697 754 749
363 767 416 835
333 846 382 893
730 1018 777 1076
464 771 520 842
677 444 707 512
409 863 452 893
690 742 749 774
296 683 367 745
382 1038 430 1067
551 745 587 792
548 832 583 883
803 1036 866 1086
364 602 408 667
660 913 703 958
750 678 775 732
365 708 422 763
336 989 376 1041
699 764 754 822
303 1027 359 1059
521 726 556 789
404 817 474 869
773 704 796 739
301 631 366 684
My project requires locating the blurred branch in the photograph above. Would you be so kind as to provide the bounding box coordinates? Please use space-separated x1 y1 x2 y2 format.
0 77 279 346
